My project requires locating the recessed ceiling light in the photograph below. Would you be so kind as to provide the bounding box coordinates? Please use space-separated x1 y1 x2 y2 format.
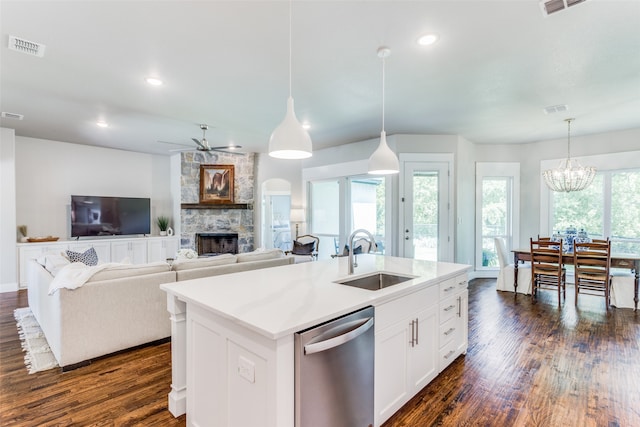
417 33 439 46
96 121 109 128
145 77 163 86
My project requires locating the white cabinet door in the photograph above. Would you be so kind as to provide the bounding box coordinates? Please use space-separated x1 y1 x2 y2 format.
375 316 411 424
374 286 439 426
111 239 148 264
147 237 179 263
409 304 439 392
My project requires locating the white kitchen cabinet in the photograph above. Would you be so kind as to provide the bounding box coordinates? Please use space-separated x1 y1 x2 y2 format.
375 286 439 426
438 275 468 372
110 239 147 264
147 237 180 263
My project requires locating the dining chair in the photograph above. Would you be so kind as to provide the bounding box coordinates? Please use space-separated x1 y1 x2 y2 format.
494 238 532 294
352 237 377 254
286 234 320 263
530 238 566 306
573 240 611 309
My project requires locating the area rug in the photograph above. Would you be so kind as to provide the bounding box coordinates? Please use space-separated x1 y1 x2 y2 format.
13 307 59 374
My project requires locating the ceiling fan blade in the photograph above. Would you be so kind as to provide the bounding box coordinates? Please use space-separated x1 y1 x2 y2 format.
192 138 206 149
158 140 192 147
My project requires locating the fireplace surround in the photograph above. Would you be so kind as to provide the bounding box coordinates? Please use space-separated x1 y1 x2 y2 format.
196 233 239 256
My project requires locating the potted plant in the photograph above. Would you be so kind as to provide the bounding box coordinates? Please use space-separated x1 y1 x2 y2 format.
157 216 170 236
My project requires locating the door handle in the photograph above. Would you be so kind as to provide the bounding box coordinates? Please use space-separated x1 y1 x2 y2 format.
409 320 415 347
304 317 374 355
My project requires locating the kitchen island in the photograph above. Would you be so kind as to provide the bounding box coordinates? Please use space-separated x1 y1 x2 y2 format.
161 254 470 427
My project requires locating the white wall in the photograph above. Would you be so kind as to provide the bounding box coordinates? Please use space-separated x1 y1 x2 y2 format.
0 128 17 291
14 136 174 239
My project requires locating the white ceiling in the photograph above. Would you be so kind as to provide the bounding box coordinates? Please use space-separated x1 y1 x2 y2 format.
1 0 639 156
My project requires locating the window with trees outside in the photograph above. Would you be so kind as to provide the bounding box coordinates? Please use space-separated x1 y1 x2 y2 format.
550 169 640 254
475 163 520 271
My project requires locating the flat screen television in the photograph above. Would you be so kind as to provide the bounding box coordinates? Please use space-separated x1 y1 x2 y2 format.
70 195 151 238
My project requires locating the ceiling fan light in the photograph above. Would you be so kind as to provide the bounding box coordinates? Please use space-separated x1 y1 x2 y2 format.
268 97 312 159
368 131 399 175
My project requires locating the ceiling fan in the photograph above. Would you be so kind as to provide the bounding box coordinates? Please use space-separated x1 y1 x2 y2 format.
159 124 243 154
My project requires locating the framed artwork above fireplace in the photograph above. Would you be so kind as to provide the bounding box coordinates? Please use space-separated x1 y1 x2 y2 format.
199 164 234 204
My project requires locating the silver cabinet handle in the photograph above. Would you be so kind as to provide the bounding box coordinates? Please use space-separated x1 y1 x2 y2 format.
444 286 455 293
409 319 415 347
304 317 374 355
444 304 456 312
415 318 419 346
444 327 456 336
444 350 455 359
457 296 462 317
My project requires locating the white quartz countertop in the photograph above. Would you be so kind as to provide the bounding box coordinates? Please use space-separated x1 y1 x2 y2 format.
161 255 471 340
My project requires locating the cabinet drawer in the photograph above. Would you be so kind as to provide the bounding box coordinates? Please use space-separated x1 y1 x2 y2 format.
439 316 460 348
439 295 458 324
455 275 468 292
439 340 461 371
376 285 438 330
439 277 458 299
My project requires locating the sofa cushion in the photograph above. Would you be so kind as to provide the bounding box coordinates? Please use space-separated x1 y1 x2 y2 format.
66 247 99 266
87 262 170 282
171 254 237 271
36 253 71 276
236 248 284 263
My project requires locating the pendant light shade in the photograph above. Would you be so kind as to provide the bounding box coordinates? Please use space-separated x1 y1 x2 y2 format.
368 47 399 175
268 0 312 160
269 97 312 159
542 118 596 192
368 131 399 174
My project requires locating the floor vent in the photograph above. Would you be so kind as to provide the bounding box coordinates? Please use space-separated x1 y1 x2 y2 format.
543 104 569 115
8 35 46 57
1 111 24 120
540 0 587 16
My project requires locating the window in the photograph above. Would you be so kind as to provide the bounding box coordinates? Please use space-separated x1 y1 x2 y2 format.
550 169 640 253
475 163 520 272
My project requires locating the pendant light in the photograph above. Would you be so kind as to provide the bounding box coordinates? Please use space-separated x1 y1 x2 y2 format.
268 0 312 159
368 47 399 175
542 118 596 192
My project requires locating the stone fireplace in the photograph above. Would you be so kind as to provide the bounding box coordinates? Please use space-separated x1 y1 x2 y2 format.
180 152 255 253
196 233 239 256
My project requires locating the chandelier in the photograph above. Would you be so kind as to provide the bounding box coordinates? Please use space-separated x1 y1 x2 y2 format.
542 118 596 192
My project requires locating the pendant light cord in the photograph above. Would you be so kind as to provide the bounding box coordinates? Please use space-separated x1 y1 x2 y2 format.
289 0 292 98
566 119 572 160
382 53 386 132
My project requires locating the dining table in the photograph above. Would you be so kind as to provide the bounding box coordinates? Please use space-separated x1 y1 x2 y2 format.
512 249 640 311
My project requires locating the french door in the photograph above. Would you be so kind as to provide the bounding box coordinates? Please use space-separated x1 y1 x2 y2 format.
400 159 452 261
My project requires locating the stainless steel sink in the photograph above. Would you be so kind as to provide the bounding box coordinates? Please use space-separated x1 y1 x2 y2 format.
335 272 415 291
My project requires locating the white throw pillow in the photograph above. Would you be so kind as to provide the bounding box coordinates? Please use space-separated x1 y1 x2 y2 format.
36 253 71 276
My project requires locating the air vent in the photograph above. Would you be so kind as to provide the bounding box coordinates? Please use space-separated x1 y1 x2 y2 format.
540 0 587 16
1 112 24 120
543 104 569 115
8 35 46 57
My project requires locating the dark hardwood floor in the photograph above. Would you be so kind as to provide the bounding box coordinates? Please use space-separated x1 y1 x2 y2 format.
1 279 638 426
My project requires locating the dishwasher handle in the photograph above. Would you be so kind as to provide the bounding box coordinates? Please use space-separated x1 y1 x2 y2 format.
304 317 374 355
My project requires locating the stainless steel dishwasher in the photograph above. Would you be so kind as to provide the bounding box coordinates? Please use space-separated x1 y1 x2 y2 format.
295 306 374 427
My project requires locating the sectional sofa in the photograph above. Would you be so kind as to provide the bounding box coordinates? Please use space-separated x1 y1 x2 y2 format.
27 249 294 369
